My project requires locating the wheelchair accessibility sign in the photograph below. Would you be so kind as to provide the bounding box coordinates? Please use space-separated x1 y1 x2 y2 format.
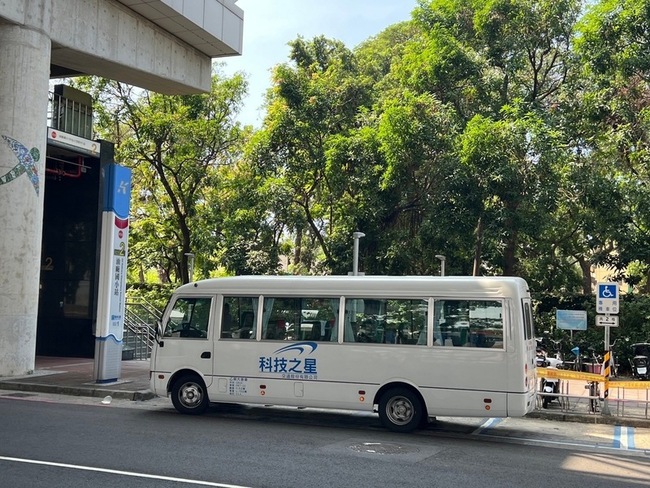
597 282 619 314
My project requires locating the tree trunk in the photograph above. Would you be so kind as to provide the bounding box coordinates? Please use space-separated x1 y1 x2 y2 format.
577 256 592 295
503 230 518 276
473 216 484 276
294 229 302 267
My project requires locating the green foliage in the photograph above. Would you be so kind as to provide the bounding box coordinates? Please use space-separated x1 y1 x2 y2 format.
126 282 175 311
534 291 650 370
78 71 269 284
81 0 650 358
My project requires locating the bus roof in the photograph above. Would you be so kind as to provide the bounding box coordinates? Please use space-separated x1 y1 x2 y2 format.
173 275 530 298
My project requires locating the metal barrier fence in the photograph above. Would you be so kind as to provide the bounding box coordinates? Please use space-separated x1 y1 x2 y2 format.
537 367 650 420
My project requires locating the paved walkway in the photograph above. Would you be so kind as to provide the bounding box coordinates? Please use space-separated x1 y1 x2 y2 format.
0 357 649 427
0 357 153 401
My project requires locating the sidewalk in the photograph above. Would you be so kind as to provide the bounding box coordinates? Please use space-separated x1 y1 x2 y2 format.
0 356 154 401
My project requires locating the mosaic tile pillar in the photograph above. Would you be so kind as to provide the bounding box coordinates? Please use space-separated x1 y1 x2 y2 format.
0 17 51 376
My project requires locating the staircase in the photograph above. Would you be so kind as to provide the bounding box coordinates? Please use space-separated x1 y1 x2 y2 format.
123 300 162 360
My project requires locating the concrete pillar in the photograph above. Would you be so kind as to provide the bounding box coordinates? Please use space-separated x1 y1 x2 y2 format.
0 16 51 375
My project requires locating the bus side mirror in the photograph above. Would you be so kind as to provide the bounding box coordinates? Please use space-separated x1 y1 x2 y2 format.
155 320 164 347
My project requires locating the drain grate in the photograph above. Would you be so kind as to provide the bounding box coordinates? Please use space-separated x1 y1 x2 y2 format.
1 392 37 398
349 442 419 455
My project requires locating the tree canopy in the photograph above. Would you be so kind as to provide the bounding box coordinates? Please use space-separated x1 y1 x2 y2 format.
82 0 650 306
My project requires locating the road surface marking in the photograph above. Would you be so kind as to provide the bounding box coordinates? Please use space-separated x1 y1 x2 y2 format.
472 417 503 435
0 456 250 487
613 426 636 450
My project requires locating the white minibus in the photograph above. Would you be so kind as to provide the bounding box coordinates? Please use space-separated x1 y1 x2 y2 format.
150 275 537 432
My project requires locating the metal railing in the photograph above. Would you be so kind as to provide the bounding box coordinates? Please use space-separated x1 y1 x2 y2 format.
123 300 162 360
48 90 93 139
536 374 650 420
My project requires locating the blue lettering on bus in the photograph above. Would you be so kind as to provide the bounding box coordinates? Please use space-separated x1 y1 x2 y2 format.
273 357 288 372
259 341 319 378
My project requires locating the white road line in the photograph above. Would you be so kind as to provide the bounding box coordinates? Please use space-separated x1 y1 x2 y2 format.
613 425 636 450
471 432 646 457
472 417 502 435
0 456 251 488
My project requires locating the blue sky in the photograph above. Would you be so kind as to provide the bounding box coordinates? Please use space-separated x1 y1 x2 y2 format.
220 0 418 128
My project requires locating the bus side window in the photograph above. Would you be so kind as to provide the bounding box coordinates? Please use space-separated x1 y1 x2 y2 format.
302 298 336 342
522 300 534 341
221 296 257 340
468 301 503 348
221 303 233 338
436 300 503 348
345 298 427 345
261 297 337 341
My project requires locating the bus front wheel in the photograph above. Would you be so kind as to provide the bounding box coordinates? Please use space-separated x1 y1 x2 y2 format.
379 387 423 433
171 375 209 415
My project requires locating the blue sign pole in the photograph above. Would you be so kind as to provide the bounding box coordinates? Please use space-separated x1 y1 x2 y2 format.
94 164 132 383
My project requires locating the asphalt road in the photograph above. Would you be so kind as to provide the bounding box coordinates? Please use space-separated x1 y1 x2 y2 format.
1 392 650 487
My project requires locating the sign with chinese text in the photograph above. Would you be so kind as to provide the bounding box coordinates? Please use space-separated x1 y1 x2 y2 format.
596 282 619 314
258 341 319 380
94 164 132 382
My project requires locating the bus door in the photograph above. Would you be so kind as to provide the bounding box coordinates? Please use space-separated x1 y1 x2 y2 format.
156 296 215 387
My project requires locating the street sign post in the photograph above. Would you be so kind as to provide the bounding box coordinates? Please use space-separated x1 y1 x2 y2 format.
595 282 620 416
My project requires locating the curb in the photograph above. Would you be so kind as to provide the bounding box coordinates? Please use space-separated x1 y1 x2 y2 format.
526 410 650 428
0 381 155 401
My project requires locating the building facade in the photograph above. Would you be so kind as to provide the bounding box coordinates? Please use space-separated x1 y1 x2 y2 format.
0 0 243 376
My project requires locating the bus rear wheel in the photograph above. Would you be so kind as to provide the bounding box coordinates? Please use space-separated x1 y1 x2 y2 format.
171 375 209 415
379 387 423 433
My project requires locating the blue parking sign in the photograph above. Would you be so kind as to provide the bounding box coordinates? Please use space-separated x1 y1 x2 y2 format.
598 284 617 299
596 282 619 314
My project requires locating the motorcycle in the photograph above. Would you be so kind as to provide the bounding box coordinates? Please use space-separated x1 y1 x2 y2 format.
536 348 563 408
630 343 650 381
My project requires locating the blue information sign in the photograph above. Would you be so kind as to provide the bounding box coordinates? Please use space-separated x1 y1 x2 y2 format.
556 310 587 331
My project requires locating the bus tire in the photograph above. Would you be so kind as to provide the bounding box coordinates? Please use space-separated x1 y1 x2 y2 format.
378 387 423 433
171 375 209 415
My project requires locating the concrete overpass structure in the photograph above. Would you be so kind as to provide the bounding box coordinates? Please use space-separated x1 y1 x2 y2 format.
0 0 244 376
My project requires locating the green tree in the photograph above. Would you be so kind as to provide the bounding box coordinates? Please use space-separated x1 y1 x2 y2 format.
364 0 581 281
573 0 650 287
252 36 374 273
77 73 248 283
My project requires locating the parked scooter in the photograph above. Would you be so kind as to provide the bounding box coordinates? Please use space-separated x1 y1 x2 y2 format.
630 343 650 381
536 346 563 408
